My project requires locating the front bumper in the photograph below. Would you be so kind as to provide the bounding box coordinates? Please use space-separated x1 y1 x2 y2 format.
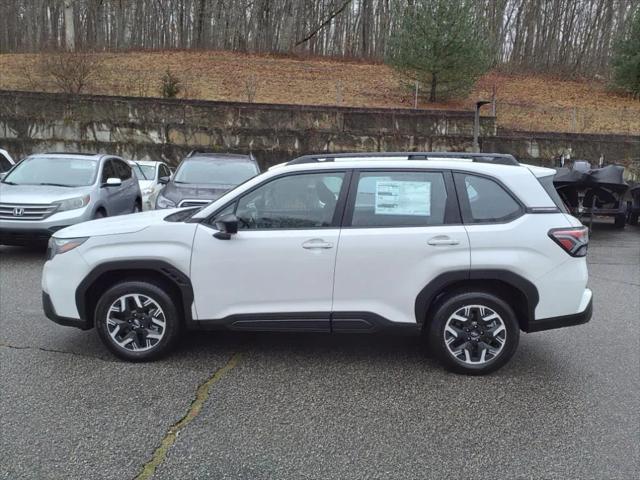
0 208 92 244
525 290 593 333
0 227 70 245
42 291 90 330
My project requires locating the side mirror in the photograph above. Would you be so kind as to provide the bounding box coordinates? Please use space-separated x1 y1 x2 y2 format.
0 172 6 180
159 176 170 185
213 214 239 240
103 177 122 187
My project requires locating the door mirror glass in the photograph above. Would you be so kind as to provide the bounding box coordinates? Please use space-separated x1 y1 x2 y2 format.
104 177 122 187
214 213 239 240
159 176 170 184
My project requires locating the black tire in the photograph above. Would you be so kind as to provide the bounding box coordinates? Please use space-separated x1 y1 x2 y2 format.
133 200 142 213
95 281 182 361
426 291 520 375
93 209 106 220
614 213 626 229
629 212 639 226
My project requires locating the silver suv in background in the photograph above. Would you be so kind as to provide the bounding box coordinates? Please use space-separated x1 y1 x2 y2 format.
0 153 141 245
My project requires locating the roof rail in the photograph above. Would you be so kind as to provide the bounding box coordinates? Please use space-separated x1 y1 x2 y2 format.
286 152 519 166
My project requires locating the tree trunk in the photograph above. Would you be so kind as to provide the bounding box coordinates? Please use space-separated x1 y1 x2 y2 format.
63 0 75 51
430 73 437 102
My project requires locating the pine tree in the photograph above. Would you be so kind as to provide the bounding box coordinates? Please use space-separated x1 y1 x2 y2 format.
386 0 489 103
612 9 640 99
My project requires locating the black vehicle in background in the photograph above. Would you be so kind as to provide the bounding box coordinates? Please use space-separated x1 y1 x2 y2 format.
554 161 629 229
155 151 260 209
628 185 640 226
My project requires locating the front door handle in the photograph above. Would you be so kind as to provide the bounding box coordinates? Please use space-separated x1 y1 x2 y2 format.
302 239 334 250
427 236 460 246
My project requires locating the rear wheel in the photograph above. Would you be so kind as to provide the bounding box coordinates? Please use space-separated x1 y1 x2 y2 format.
614 213 626 229
629 212 639 226
427 291 520 375
95 281 182 361
132 201 141 213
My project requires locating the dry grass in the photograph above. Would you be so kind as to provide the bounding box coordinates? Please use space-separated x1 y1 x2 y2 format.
0 50 638 135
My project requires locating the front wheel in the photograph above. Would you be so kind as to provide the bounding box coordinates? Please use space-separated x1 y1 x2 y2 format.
427 292 520 375
95 281 182 361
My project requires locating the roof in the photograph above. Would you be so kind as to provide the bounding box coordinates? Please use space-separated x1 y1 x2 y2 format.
129 160 162 167
29 152 107 160
186 150 257 163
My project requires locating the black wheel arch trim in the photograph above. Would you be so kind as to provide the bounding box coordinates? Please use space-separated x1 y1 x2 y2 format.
43 291 91 330
75 260 195 329
414 269 540 331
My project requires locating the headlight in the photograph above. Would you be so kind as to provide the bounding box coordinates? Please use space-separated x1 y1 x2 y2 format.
46 237 88 260
54 195 90 212
156 194 176 209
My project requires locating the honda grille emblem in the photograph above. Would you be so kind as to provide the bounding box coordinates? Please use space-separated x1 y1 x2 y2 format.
12 207 25 217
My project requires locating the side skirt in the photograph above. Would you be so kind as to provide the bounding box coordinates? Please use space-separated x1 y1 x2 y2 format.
191 312 420 335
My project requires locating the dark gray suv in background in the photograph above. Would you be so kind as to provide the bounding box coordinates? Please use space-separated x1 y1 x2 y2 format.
155 151 260 209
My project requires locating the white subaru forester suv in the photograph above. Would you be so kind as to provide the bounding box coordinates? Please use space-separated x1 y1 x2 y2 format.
42 152 592 375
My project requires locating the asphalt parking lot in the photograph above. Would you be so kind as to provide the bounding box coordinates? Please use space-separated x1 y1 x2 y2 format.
1 224 638 480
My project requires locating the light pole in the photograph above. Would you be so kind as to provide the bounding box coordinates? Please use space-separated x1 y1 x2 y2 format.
473 100 491 153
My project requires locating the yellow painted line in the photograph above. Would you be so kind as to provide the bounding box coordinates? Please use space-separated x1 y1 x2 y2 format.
135 352 243 480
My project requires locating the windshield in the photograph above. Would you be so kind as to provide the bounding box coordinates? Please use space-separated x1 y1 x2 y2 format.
173 158 258 186
132 163 155 180
2 156 98 187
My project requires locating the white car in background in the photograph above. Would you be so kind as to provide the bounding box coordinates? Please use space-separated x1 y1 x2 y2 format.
0 148 16 176
129 160 173 210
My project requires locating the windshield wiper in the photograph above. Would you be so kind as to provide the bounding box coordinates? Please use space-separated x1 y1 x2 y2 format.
38 182 76 187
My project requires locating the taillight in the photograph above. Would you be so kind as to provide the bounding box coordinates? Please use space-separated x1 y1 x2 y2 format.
548 227 589 257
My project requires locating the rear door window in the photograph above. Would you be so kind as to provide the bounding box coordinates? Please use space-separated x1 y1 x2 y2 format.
349 171 448 227
455 173 523 223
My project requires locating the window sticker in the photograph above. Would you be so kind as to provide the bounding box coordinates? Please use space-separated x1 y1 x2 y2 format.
375 181 431 216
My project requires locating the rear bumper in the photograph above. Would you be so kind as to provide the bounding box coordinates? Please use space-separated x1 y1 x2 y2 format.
42 291 90 330
525 290 592 333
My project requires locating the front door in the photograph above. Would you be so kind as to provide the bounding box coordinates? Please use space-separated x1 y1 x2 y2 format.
190 170 348 331
331 169 470 328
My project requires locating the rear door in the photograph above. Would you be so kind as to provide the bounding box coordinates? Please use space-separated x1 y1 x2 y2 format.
331 169 470 328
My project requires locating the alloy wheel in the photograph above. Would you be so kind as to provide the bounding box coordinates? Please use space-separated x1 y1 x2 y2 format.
443 304 507 365
105 293 166 352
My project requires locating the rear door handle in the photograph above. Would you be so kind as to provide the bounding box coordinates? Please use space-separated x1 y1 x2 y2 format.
427 236 460 246
302 239 334 250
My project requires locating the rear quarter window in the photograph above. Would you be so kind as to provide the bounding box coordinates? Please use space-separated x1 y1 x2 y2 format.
455 173 523 223
538 175 568 213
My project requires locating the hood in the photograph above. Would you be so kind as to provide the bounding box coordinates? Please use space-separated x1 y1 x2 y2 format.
54 209 180 238
162 182 234 204
0 183 93 204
